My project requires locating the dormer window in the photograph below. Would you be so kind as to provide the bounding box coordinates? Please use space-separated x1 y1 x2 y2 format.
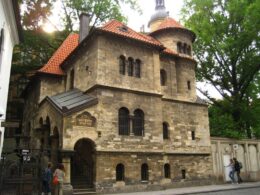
118 25 128 33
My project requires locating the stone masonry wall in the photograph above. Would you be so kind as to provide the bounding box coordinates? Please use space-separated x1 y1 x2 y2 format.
95 152 213 193
96 35 161 95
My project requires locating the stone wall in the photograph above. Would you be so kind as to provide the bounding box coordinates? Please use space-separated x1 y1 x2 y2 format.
152 31 193 54
211 137 260 182
95 152 213 193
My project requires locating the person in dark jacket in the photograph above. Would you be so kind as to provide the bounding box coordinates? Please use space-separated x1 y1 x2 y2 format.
233 157 242 183
42 163 52 195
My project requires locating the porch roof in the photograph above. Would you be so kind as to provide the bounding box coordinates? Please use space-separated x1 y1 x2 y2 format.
45 88 98 115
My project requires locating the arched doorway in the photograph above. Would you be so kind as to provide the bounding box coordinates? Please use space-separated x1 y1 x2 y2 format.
71 138 96 188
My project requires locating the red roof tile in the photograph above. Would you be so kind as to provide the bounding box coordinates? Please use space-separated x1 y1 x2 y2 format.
38 33 79 75
100 20 163 47
156 17 185 31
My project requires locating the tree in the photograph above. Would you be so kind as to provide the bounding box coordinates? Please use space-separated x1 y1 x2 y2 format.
182 0 260 137
21 0 55 30
61 0 141 32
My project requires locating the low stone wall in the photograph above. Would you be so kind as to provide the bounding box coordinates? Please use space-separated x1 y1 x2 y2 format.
211 137 260 182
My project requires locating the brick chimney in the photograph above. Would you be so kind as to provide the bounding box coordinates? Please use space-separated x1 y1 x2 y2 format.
79 13 90 43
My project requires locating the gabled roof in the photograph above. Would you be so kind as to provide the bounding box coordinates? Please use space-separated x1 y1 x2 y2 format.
38 33 79 76
43 88 98 115
99 20 163 48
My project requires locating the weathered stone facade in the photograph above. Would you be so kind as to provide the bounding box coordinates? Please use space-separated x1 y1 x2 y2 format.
22 1 213 193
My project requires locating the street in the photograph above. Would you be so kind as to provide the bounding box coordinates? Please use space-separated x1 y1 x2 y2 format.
190 186 260 195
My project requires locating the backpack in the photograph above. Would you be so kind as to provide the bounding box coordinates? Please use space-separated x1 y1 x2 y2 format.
239 162 243 169
42 168 50 181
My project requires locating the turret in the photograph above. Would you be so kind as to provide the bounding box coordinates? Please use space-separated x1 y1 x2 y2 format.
148 0 169 32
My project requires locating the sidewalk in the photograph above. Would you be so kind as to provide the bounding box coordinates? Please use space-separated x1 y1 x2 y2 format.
109 181 260 195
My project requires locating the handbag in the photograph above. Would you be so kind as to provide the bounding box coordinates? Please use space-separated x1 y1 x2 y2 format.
53 175 59 185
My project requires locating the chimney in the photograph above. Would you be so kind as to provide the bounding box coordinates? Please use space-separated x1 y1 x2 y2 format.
79 13 90 43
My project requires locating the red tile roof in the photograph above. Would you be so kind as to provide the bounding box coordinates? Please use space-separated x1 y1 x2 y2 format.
100 20 163 47
38 33 79 75
156 17 185 31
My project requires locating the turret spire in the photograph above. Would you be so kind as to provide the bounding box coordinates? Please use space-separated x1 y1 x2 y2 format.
155 0 165 10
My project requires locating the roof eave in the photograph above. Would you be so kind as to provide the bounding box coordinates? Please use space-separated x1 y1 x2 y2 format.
97 28 164 50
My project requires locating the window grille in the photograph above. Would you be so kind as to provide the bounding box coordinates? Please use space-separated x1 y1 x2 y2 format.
133 109 144 136
135 59 141 78
128 57 134 76
119 55 126 75
116 164 125 181
118 108 130 135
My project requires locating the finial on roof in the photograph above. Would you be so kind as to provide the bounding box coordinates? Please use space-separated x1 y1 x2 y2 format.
155 0 165 10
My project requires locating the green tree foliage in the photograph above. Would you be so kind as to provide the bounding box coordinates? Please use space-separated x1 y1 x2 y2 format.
182 0 260 138
61 0 141 32
21 0 54 30
12 30 68 74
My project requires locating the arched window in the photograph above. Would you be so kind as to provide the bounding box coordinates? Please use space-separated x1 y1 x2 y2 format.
160 69 167 86
119 55 126 75
70 69 74 89
187 46 191 56
163 122 169 139
177 42 182 53
133 109 144 136
141 163 148 181
135 59 141 78
183 43 187 54
181 169 186 179
118 107 130 135
164 164 170 178
128 57 134 76
191 131 195 140
116 164 125 181
187 81 191 90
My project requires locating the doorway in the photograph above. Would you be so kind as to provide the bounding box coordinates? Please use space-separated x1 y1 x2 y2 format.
71 138 95 188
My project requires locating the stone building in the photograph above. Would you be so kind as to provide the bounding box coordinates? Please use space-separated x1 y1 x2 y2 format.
22 0 213 193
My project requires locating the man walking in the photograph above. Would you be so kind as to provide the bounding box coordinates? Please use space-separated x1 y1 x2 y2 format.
42 163 52 195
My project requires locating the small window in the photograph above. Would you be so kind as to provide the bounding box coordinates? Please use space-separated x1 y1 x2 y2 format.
128 57 134 76
187 81 191 90
119 55 126 75
141 163 149 181
135 59 141 78
160 69 167 86
163 122 169 139
177 42 182 53
133 109 144 136
116 164 125 181
70 69 75 89
181 169 186 179
187 46 191 56
183 43 187 54
164 164 170 178
191 131 195 140
118 107 130 135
